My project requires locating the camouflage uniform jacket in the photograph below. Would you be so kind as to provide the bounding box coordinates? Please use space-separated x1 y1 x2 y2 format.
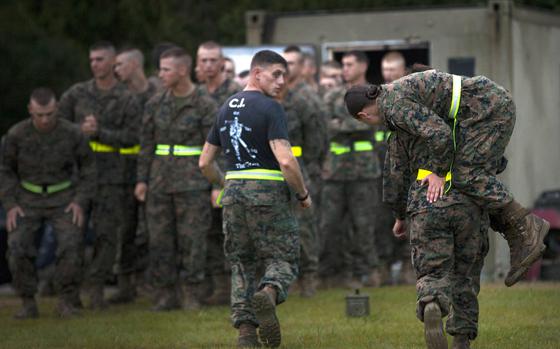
383 130 469 220
0 118 96 210
138 88 218 194
136 80 159 108
322 86 381 181
57 79 141 185
281 89 326 178
199 78 242 107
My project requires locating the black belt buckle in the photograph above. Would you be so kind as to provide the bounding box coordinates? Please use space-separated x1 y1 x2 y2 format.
41 184 49 196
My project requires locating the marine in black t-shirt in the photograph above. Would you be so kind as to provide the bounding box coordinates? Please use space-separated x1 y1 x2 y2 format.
207 90 289 171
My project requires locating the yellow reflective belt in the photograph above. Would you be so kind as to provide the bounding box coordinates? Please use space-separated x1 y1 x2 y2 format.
215 188 225 207
353 141 374 152
155 144 203 156
291 146 302 157
375 131 391 142
444 75 462 193
89 141 140 155
330 142 351 155
416 169 452 182
225 169 284 181
21 180 72 195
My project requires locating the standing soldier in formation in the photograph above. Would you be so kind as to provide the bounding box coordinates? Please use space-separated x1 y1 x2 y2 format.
200 49 311 348
1 88 96 318
58 41 141 309
321 51 382 288
196 41 242 305
281 46 327 296
376 51 415 284
135 47 218 311
110 48 159 303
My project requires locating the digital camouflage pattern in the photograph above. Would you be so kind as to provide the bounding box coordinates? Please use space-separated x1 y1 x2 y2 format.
139 87 217 288
321 85 381 279
58 79 141 287
220 179 299 328
281 89 326 276
1 118 96 299
378 70 514 210
199 78 242 107
384 121 489 340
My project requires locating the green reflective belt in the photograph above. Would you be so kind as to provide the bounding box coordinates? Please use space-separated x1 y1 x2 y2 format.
21 180 72 195
155 144 203 156
225 169 284 181
445 75 462 194
89 141 140 155
330 141 374 155
375 131 391 142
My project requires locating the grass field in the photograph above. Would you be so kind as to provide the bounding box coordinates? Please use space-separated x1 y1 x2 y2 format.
0 283 559 349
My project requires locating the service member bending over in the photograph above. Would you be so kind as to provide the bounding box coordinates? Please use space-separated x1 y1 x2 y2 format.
199 50 311 348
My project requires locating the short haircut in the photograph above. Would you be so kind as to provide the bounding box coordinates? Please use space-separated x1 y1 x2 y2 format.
151 42 178 69
118 48 145 67
342 50 369 66
89 41 116 54
250 50 288 71
160 47 192 69
198 40 222 55
322 60 342 70
30 87 56 106
344 84 381 117
224 56 234 64
238 70 250 78
283 45 302 54
408 63 432 74
302 52 316 66
382 51 405 66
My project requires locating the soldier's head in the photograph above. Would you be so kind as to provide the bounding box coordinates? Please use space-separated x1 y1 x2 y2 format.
115 48 144 83
249 50 288 98
197 41 224 81
342 51 369 86
381 51 406 83
159 47 192 89
302 53 317 82
344 84 383 126
224 57 236 80
28 87 57 132
89 41 116 80
282 45 304 83
321 60 343 86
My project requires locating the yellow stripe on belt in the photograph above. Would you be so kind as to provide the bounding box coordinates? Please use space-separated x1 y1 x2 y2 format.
155 144 203 156
330 141 373 155
225 169 284 181
21 180 72 195
89 141 140 155
416 169 452 182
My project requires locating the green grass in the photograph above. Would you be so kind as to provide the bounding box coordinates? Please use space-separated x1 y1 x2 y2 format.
0 283 559 348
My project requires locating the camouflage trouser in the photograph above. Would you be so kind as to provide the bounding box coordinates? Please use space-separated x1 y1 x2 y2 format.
114 184 138 276
372 178 400 268
410 201 488 340
223 201 299 328
146 190 210 287
7 205 83 298
320 180 380 277
88 184 127 286
206 207 228 277
454 92 515 211
134 203 149 275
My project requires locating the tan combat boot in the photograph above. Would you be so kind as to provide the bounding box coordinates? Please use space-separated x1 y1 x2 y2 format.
452 335 470 349
151 286 181 312
55 295 80 318
107 274 136 305
237 322 261 348
183 284 202 311
89 284 108 310
423 302 448 349
203 275 230 306
13 296 39 319
252 285 281 348
300 272 318 297
500 200 549 287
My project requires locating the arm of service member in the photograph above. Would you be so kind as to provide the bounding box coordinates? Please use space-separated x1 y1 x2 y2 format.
0 133 25 232
270 139 312 209
199 142 224 187
73 132 97 209
135 103 156 202
94 95 141 148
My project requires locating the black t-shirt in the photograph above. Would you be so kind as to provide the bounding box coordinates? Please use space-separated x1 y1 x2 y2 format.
207 90 289 171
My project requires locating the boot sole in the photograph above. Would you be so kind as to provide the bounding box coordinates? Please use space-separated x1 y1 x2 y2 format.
252 292 281 348
505 220 549 287
424 303 448 349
